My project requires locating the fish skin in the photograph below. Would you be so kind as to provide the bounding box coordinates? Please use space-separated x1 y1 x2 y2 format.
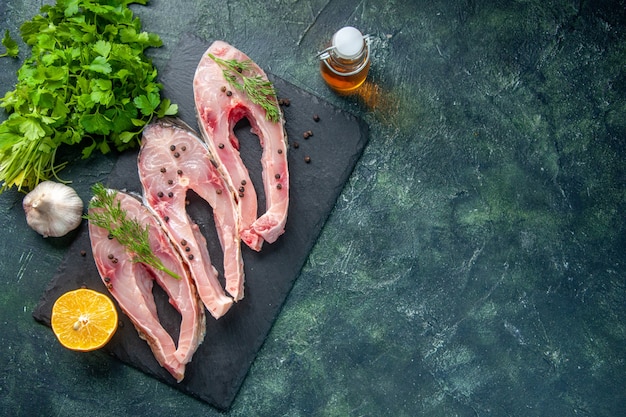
193 40 289 251
88 190 205 382
138 118 245 307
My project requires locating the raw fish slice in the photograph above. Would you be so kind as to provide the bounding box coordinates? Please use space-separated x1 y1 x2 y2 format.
194 40 289 251
88 190 205 382
139 118 244 307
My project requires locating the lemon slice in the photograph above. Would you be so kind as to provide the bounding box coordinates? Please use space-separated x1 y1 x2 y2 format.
51 288 118 352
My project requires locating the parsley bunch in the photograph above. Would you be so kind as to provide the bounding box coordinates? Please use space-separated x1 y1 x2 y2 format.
0 0 177 193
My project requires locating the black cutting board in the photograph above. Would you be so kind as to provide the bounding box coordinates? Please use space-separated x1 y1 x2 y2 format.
33 35 368 411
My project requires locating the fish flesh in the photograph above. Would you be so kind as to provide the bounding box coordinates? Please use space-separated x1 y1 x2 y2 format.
88 189 205 382
138 118 245 307
194 40 289 251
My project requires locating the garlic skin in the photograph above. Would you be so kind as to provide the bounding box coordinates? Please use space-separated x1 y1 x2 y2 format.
23 181 84 238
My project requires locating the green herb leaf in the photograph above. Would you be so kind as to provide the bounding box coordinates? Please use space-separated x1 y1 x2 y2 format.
19 117 46 140
0 30 19 58
92 40 111 57
208 53 281 123
64 0 80 17
87 56 112 74
86 183 181 280
157 98 178 118
80 112 112 135
134 92 160 116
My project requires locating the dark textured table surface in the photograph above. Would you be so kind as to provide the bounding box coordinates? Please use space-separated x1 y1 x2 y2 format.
1 1 625 416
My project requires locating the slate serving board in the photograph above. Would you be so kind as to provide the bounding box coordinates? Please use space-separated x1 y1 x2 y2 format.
33 35 368 410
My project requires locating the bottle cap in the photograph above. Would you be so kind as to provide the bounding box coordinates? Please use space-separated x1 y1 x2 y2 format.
332 26 365 59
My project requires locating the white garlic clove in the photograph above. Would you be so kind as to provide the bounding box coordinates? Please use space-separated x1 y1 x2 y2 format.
23 181 84 238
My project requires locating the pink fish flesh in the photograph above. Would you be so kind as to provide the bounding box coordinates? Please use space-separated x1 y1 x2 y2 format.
194 40 289 251
138 118 245 308
88 190 205 382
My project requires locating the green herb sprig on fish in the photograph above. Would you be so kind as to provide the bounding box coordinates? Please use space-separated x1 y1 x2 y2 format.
86 183 181 280
208 53 280 123
0 0 177 194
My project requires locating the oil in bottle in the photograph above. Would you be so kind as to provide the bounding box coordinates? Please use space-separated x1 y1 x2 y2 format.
318 27 371 94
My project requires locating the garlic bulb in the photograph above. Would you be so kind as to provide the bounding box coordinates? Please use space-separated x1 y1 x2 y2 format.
23 181 84 238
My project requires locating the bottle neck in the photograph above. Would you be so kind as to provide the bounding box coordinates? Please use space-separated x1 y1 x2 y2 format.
318 35 371 76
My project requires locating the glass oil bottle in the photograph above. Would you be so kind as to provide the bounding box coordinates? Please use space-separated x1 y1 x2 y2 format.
318 26 371 94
